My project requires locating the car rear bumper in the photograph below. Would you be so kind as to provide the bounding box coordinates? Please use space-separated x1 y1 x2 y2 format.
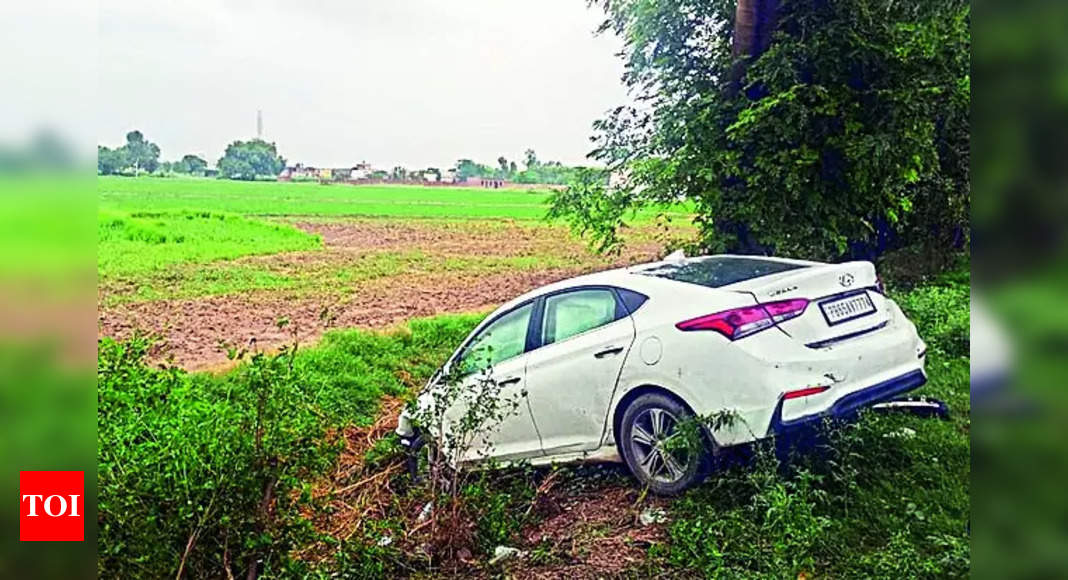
766 368 928 435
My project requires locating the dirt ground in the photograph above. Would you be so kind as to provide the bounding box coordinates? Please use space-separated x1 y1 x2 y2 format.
98 218 679 370
294 394 672 579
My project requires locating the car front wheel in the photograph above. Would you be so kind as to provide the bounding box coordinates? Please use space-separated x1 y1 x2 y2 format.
619 392 709 495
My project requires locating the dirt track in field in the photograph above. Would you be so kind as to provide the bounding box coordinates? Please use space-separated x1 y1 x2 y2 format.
98 219 680 370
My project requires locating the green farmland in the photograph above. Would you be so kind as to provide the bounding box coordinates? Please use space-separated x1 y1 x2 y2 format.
98 175 691 221
96 176 683 366
97 176 687 284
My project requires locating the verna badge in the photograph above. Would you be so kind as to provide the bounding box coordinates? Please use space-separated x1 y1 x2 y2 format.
838 273 855 288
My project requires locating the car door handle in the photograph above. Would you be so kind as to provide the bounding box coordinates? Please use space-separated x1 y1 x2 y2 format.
594 346 624 359
497 376 521 386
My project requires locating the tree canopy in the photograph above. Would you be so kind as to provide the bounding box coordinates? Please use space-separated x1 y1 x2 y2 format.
98 145 127 175
551 0 970 262
122 131 161 175
456 159 490 180
98 130 161 175
217 139 285 180
452 152 581 184
176 154 208 175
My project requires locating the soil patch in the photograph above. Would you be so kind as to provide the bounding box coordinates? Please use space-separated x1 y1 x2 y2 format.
99 218 685 369
99 267 587 370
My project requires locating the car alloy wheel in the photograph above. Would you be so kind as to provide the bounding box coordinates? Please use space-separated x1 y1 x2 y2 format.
619 392 708 495
630 408 691 483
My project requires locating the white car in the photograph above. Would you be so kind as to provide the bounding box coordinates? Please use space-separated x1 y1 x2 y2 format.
397 254 928 494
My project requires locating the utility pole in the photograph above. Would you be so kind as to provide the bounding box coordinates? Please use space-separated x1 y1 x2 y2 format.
256 109 263 139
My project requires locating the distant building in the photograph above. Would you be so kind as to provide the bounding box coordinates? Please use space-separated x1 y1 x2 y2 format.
349 162 373 181
465 176 507 189
278 163 318 180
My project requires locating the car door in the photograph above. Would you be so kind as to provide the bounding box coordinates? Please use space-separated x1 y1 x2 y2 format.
523 287 636 456
445 301 544 463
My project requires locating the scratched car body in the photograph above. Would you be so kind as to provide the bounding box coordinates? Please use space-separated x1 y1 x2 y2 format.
397 254 928 494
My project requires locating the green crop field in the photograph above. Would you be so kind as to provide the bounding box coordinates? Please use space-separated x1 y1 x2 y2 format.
98 175 692 221
98 209 322 279
96 177 689 306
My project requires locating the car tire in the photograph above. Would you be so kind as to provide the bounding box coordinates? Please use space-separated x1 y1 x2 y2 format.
618 392 711 495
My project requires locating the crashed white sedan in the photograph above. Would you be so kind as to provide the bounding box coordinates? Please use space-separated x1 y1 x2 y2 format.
397 254 927 494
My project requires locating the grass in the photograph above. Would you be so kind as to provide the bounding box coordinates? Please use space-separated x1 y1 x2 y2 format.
98 209 321 279
99 176 693 221
98 176 556 220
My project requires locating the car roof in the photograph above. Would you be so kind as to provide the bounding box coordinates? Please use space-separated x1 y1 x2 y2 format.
492 254 823 313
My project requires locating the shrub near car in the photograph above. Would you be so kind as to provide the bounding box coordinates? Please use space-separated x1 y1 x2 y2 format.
397 254 928 494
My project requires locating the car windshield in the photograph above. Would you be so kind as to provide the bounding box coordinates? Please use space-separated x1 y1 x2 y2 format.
637 256 807 288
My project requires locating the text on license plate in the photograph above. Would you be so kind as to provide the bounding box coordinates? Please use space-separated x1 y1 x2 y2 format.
819 292 876 325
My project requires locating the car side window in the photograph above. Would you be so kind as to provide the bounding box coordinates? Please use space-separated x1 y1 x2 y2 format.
616 288 649 313
541 288 623 346
457 303 533 374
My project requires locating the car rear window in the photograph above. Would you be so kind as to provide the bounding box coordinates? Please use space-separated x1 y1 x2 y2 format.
637 256 807 288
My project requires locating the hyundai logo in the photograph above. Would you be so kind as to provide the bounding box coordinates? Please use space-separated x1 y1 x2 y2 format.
838 273 855 287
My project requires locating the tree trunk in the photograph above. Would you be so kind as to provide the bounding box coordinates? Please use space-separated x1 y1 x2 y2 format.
733 0 758 59
729 0 779 91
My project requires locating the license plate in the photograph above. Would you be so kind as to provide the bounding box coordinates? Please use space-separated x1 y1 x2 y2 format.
819 292 876 325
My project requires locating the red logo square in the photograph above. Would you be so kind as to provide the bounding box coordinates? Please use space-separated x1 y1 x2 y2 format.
19 471 84 542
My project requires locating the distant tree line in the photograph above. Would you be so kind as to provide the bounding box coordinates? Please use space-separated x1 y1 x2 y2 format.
454 149 581 184
98 129 285 180
99 130 578 186
160 155 208 175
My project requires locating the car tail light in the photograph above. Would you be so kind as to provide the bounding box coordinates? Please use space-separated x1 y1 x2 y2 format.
675 298 809 340
783 385 830 399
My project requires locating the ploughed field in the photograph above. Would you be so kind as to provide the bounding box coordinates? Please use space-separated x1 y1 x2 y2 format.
97 176 691 369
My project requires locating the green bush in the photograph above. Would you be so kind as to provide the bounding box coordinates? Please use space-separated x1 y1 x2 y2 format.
97 314 483 578
97 338 335 578
663 455 832 578
895 281 970 358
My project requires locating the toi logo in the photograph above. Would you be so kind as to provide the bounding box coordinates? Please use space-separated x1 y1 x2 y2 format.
20 471 84 542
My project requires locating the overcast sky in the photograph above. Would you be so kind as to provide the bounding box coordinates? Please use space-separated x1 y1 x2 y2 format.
98 0 628 169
